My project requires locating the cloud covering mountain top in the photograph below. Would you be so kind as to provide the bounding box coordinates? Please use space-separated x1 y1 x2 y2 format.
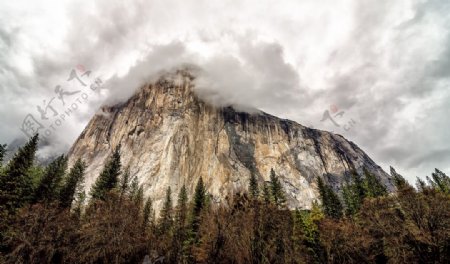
0 0 449 182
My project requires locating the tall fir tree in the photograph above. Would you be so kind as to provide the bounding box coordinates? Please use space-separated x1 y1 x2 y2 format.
430 169 450 194
168 184 189 263
133 185 144 208
0 134 38 213
390 166 409 189
363 169 387 198
193 177 206 218
416 177 427 192
73 190 86 221
159 187 173 233
129 176 139 198
249 172 259 198
184 177 207 262
59 158 86 209
90 145 122 200
342 183 358 216
269 168 286 207
317 177 343 219
262 181 271 204
142 197 153 232
0 143 7 167
176 184 188 228
33 155 68 204
342 172 365 216
119 166 131 201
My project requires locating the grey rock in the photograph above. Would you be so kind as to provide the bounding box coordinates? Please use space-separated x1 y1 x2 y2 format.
68 69 393 212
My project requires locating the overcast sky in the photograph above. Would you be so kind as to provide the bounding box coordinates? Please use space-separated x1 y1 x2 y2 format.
1 0 449 182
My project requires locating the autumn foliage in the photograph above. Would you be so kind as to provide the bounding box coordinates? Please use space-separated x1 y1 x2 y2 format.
0 135 449 263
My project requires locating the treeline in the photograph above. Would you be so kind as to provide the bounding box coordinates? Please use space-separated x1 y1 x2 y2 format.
0 135 449 263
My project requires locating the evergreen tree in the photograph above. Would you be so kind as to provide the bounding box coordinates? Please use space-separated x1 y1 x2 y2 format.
262 181 271 204
184 177 207 262
193 177 206 218
59 158 86 209
119 167 131 201
0 143 7 166
269 168 286 207
33 155 68 204
129 176 139 198
0 134 38 213
294 201 326 262
363 169 387 198
134 185 144 208
170 184 188 263
159 187 173 233
390 166 409 189
317 177 343 219
430 169 450 194
142 197 152 231
176 184 188 227
416 177 427 192
249 172 259 198
90 145 122 200
342 172 365 216
73 190 86 220
342 183 358 216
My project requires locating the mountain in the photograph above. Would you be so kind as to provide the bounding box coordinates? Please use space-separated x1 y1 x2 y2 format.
68 69 393 211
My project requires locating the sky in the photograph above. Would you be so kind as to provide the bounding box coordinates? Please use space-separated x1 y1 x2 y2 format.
0 0 449 183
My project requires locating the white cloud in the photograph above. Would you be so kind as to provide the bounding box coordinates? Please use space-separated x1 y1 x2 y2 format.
0 0 449 182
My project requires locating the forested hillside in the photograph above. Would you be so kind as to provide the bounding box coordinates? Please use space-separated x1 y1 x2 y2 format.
0 135 449 263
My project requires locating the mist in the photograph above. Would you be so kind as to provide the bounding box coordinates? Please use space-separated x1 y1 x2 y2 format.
1 0 449 182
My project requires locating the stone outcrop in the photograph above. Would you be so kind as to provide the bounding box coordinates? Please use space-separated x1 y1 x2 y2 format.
68 70 393 211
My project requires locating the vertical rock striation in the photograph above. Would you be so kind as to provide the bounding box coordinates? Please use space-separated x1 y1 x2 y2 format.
68 70 393 211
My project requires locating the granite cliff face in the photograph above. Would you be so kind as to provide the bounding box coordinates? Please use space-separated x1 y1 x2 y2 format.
68 70 393 211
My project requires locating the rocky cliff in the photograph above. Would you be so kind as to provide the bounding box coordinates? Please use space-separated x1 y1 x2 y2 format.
68 69 393 211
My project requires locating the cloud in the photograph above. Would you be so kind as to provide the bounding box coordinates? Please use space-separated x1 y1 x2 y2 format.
0 0 449 182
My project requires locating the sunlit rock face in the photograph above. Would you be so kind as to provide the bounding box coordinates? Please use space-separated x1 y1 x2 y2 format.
68 70 393 211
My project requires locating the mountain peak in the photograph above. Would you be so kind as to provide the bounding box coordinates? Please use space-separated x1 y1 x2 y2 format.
68 71 393 211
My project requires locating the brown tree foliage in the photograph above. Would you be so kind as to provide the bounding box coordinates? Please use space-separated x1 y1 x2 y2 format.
1 172 449 263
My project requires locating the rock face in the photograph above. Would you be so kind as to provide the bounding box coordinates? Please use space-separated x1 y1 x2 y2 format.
68 70 393 211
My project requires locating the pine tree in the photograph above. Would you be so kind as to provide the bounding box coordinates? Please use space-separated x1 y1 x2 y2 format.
59 158 86 209
159 187 173 233
317 177 343 219
170 184 188 263
176 184 188 227
33 155 68 204
193 177 206 217
390 166 409 189
119 167 131 201
363 169 387 198
184 177 207 262
142 197 152 231
90 145 122 200
0 143 7 166
269 168 286 207
430 169 450 194
342 172 365 216
129 176 139 198
262 181 271 204
134 185 144 208
73 190 86 220
342 184 357 216
249 172 259 198
416 177 427 192
294 201 325 262
0 134 38 213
